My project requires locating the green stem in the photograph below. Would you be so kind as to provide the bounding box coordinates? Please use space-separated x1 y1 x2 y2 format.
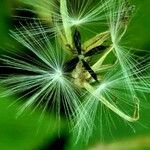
84 82 139 122
60 0 72 46
92 45 114 70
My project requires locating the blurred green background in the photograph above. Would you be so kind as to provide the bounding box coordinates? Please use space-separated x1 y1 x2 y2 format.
0 0 150 150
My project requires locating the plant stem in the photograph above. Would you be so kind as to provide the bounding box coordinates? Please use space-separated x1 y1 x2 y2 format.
60 0 72 46
84 81 139 122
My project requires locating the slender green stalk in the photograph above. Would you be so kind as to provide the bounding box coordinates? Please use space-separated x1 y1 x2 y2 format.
84 81 139 122
60 0 72 46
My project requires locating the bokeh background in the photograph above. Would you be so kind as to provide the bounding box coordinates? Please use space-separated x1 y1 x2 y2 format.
0 0 150 150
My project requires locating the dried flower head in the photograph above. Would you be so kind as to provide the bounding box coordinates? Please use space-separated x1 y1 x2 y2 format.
1 0 150 143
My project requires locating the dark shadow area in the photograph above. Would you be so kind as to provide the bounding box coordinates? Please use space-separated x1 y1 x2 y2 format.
37 135 68 150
